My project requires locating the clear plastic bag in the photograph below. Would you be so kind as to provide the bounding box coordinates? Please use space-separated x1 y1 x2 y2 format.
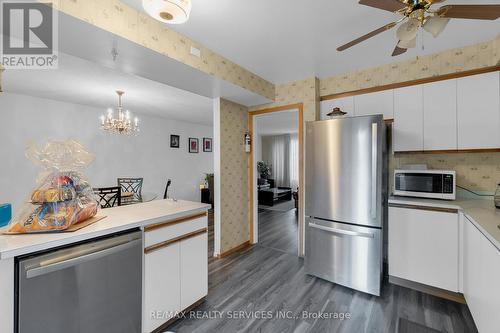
7 140 99 233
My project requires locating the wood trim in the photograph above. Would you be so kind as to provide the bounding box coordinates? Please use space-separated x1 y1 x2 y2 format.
248 113 254 244
394 148 500 155
144 228 207 254
389 276 466 304
389 203 459 214
144 212 208 232
320 65 500 101
249 103 303 116
248 103 305 256
151 296 207 333
217 240 251 258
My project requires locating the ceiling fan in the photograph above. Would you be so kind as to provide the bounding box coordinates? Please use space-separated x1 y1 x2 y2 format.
337 0 500 56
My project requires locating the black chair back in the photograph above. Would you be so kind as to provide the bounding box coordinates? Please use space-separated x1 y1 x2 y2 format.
93 186 121 208
117 178 143 199
164 179 172 199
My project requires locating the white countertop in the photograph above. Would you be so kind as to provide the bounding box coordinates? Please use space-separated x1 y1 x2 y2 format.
0 199 210 260
389 195 500 251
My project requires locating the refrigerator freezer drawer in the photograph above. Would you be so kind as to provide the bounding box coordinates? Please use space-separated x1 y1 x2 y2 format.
305 218 382 296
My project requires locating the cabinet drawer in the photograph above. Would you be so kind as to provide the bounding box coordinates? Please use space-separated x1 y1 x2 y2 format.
144 212 207 248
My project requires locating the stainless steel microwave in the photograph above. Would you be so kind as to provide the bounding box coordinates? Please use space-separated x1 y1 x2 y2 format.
394 170 456 200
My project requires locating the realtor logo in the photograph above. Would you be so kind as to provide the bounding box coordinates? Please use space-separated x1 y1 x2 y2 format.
1 1 58 69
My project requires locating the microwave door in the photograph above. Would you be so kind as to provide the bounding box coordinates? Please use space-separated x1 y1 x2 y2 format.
305 115 383 228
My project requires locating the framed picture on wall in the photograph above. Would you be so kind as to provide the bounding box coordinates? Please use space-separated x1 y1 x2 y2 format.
189 138 199 153
203 138 212 152
170 135 180 148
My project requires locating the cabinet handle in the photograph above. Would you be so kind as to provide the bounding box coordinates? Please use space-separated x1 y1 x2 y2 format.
144 228 207 254
144 211 207 232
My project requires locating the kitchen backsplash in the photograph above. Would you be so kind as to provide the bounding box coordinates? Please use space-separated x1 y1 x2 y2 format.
389 152 500 194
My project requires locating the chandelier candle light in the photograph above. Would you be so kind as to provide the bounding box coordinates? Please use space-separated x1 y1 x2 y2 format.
100 90 139 135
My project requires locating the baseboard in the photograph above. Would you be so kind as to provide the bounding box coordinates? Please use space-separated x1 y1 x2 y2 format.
389 276 466 304
151 296 207 333
217 240 251 258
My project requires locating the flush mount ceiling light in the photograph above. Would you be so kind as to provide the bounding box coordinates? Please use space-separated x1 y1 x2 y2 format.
142 0 192 24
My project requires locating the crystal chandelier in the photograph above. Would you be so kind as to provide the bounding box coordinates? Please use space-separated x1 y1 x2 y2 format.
100 90 139 135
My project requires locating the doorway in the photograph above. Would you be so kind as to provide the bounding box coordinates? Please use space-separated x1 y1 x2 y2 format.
248 104 304 256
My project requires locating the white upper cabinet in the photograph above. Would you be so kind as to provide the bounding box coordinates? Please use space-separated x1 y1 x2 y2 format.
423 79 458 151
320 96 354 120
354 90 394 119
457 72 500 150
393 85 423 152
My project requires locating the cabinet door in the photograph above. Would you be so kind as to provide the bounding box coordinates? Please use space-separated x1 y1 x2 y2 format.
320 97 354 120
457 72 500 149
180 232 208 310
389 207 459 291
393 85 424 152
423 79 457 150
463 218 500 333
144 243 181 333
354 90 394 119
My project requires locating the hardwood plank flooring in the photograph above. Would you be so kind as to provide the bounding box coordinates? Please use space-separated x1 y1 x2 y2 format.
168 210 477 333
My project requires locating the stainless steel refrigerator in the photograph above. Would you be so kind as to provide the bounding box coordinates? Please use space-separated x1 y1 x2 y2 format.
305 114 386 296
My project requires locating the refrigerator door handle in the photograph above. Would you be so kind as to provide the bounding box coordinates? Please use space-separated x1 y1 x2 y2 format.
371 122 377 219
309 222 375 238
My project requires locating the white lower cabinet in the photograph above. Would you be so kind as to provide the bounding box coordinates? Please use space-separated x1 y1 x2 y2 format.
388 206 459 291
180 233 208 309
144 243 181 333
143 213 208 333
463 217 500 333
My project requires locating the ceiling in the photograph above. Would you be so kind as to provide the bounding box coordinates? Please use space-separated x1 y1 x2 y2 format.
2 52 214 125
255 110 299 136
123 0 500 84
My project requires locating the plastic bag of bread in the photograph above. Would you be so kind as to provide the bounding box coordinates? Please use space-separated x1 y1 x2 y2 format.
7 141 99 233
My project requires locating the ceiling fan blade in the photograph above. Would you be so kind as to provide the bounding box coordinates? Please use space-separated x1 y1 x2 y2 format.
337 22 397 51
437 5 500 20
392 43 408 57
359 0 407 13
392 44 407 56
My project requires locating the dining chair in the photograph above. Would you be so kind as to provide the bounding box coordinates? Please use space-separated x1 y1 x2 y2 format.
117 178 143 200
93 186 121 208
163 179 172 199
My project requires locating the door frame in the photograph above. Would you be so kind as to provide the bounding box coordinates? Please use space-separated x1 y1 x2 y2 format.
248 103 305 256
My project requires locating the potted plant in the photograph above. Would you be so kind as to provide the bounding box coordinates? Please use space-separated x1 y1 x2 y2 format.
257 161 271 180
205 173 214 205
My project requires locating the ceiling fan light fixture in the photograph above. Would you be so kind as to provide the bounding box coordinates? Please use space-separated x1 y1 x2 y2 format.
423 16 450 37
396 18 420 41
142 0 192 24
397 37 416 49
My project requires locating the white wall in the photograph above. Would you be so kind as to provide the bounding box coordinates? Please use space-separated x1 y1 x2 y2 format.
0 93 213 212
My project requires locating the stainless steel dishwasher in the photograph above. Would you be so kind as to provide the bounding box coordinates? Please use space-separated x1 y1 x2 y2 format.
16 230 142 333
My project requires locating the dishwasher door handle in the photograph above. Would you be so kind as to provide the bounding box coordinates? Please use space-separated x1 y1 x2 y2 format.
309 222 375 239
26 238 142 279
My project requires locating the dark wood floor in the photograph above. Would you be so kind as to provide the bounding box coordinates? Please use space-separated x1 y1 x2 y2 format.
168 208 477 333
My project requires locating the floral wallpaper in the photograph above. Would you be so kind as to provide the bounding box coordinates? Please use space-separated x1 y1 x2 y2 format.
219 98 249 253
320 35 500 96
250 77 320 121
43 0 275 100
391 152 500 194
